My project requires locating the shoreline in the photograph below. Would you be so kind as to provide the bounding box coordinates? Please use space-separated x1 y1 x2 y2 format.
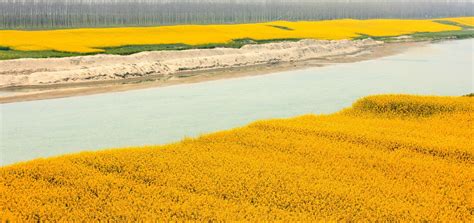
0 40 424 104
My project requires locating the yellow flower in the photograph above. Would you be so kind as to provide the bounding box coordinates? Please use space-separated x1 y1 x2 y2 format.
1 94 472 221
0 18 463 53
441 17 474 27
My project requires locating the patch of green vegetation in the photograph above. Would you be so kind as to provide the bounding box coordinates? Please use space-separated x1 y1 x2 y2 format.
0 38 302 60
267 25 294 31
99 39 291 55
352 33 398 41
353 28 474 42
251 38 301 44
101 44 191 55
0 47 87 60
410 20 473 41
464 93 474 97
434 20 473 29
411 29 474 40
353 19 473 42
352 34 376 40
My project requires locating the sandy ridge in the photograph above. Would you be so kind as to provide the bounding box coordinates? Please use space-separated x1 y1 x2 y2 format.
0 39 382 88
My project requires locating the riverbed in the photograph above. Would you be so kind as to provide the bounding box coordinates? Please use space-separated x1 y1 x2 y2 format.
1 39 472 166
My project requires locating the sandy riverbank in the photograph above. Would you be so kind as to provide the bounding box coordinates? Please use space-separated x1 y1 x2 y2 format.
0 39 423 103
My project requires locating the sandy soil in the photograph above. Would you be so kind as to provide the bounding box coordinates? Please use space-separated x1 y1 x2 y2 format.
0 39 423 103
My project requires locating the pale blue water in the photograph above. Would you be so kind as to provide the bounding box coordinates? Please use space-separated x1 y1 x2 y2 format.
1 39 472 166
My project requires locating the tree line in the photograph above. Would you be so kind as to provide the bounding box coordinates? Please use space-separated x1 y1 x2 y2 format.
1 0 473 29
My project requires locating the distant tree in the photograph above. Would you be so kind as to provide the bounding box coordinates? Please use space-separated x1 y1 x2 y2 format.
0 0 473 29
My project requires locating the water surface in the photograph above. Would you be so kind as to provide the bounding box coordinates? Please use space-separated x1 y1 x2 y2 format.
1 39 472 166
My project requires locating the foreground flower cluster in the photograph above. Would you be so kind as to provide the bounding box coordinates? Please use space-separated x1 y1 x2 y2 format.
0 17 469 53
1 95 473 221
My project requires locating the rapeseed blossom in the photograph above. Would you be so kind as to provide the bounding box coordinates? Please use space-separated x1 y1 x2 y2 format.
1 94 472 221
442 17 474 27
0 18 466 53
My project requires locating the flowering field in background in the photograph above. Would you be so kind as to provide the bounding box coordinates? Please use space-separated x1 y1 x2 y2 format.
1 94 472 221
0 17 469 53
442 17 474 26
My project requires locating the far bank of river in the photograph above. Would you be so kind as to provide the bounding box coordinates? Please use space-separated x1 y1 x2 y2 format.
0 39 412 103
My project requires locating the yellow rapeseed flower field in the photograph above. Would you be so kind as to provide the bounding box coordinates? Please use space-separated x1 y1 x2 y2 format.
442 17 474 27
1 94 473 221
0 18 465 53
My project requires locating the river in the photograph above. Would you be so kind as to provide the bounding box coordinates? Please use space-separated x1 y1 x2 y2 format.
1 39 472 166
